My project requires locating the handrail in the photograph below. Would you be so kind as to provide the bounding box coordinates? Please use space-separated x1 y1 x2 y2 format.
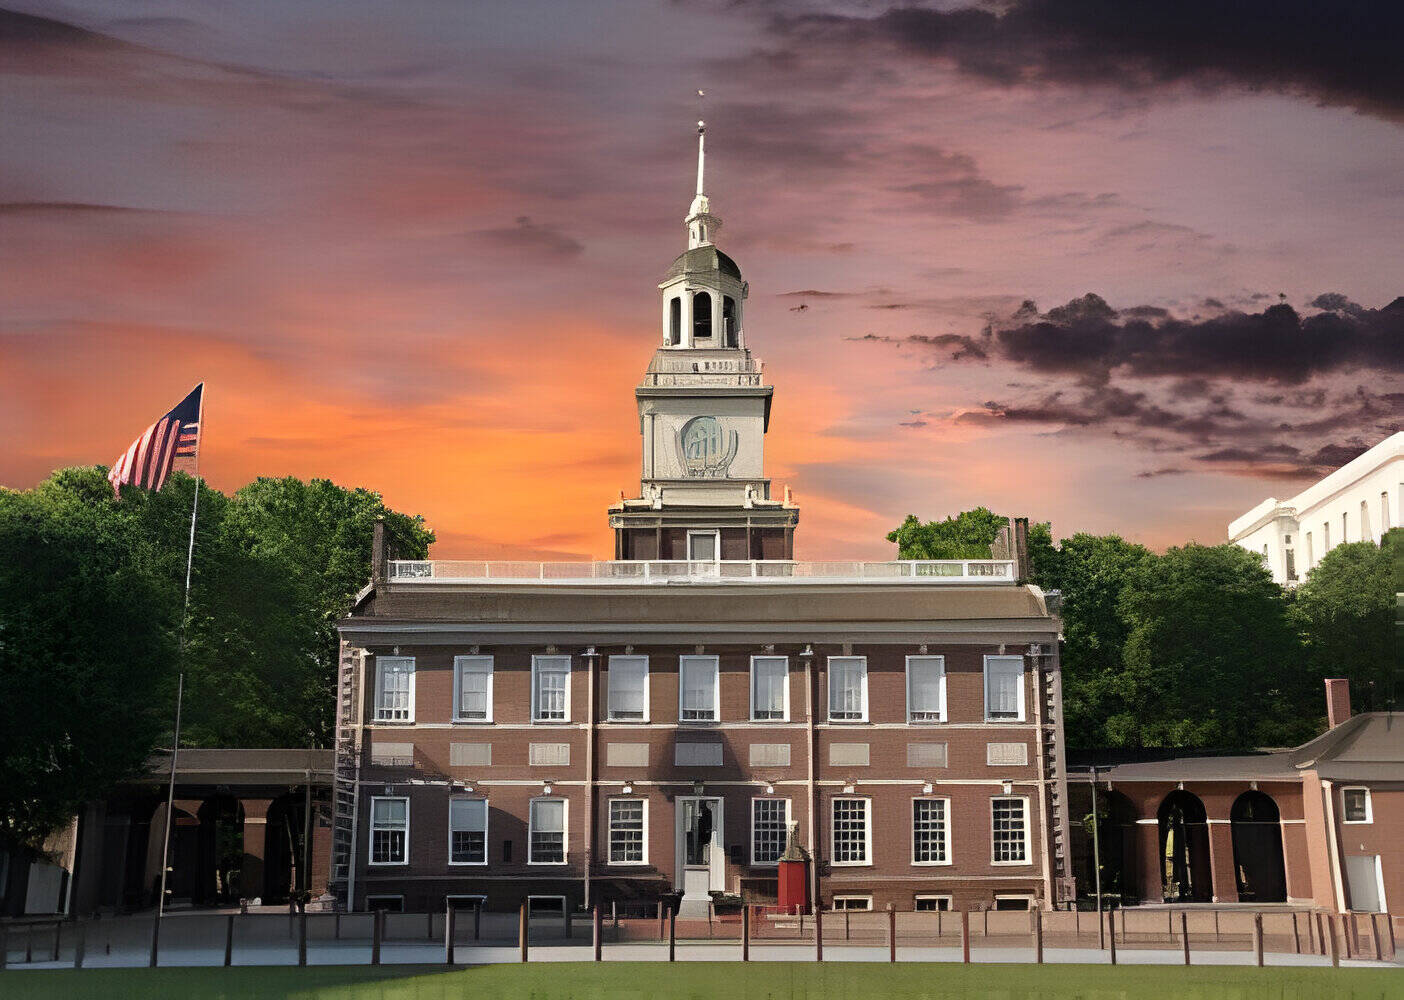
386 559 1017 584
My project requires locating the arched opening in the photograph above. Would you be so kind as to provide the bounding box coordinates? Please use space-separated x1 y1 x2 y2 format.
192 796 245 907
263 794 307 905
1158 791 1211 902
693 291 712 341
1094 790 1140 906
669 297 681 345
1231 791 1286 902
722 296 737 347
1360 500 1373 543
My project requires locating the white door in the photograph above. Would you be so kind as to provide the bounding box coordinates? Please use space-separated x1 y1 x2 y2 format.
676 797 724 893
1344 855 1384 912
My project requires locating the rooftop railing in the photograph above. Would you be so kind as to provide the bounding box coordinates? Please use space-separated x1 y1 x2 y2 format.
387 559 1017 584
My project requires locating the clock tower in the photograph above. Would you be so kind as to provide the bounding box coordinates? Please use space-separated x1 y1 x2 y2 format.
610 120 799 560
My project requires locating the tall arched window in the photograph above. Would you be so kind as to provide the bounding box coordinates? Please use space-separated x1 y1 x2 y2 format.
669 297 681 345
693 291 712 340
722 296 737 347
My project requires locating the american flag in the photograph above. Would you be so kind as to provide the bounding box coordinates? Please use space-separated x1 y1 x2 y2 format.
108 384 203 497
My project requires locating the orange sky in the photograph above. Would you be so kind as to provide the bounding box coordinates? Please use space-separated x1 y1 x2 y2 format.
3 2 1401 559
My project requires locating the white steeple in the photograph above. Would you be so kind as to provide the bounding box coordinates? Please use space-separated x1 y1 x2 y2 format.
686 119 721 249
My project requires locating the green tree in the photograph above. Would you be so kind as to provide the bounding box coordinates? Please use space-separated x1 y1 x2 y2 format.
887 508 1057 586
1292 530 1400 713
1051 534 1155 748
0 483 176 852
1114 543 1309 748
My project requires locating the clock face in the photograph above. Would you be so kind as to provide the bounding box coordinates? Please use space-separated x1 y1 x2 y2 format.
678 416 738 478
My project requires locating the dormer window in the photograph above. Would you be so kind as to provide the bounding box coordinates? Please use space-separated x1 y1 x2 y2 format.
722 296 737 347
693 291 712 340
668 297 681 345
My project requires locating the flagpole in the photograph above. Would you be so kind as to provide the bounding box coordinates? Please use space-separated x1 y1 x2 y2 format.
156 383 203 921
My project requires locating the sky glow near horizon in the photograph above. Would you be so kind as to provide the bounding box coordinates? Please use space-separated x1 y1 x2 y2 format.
2 0 1402 558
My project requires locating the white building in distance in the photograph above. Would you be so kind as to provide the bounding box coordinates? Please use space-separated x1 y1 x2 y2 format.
1229 432 1404 585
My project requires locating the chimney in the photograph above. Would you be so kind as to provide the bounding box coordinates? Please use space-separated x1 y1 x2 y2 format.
1325 678 1351 729
371 518 388 583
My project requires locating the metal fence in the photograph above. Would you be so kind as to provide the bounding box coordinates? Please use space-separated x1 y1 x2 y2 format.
2 905 1398 969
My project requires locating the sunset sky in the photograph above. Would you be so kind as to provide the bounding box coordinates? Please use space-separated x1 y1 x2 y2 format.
3 1 1402 559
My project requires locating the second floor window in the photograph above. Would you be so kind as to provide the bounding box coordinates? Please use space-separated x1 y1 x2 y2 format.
828 656 867 721
448 798 487 864
374 657 414 722
679 655 719 721
454 656 492 722
750 656 788 721
532 655 571 722
906 655 945 723
607 655 649 722
984 655 1025 721
529 798 566 864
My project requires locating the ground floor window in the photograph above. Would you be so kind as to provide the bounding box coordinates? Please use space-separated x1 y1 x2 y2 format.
365 895 404 912
914 895 952 911
449 798 487 864
991 797 1029 864
912 798 949 865
752 798 790 865
529 798 567 864
831 895 872 911
993 894 1033 911
608 799 646 864
528 895 566 916
446 894 486 911
370 796 409 865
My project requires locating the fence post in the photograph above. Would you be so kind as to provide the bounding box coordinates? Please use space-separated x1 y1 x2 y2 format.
1181 911 1190 966
668 909 676 962
611 900 617 928
0 922 8 970
224 914 235 967
1292 912 1300 954
1316 912 1326 955
334 912 340 940
474 903 481 941
593 904 602 962
815 906 823 962
564 905 572 940
298 911 308 967
1033 907 1043 964
1327 915 1339 968
845 909 850 941
445 902 456 965
887 904 896 963
148 913 160 968
1253 912 1263 967
742 905 751 962
52 923 60 962
961 910 970 963
1371 914 1383 962
1107 909 1117 966
1344 913 1354 959
426 909 433 941
372 909 383 966
73 921 85 969
519 903 528 963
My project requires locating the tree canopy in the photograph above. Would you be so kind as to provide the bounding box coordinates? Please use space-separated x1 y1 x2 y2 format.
0 468 433 853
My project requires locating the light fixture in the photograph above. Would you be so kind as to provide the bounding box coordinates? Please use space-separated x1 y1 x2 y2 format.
543 783 553 796
383 785 394 795
922 782 933 795
692 780 704 795
623 781 634 794
765 783 775 795
842 783 855 794
918 644 928 655
585 645 596 656
801 644 814 657
1002 780 1013 795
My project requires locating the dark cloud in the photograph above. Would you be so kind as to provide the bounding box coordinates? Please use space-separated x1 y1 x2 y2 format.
0 201 163 216
472 216 583 260
773 1 1404 121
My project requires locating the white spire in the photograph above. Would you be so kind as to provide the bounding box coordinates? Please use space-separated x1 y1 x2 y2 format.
685 104 721 249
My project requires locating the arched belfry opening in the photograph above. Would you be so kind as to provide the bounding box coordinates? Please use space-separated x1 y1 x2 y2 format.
1231 791 1286 902
722 296 737 347
1157 790 1211 902
693 291 712 341
669 297 681 345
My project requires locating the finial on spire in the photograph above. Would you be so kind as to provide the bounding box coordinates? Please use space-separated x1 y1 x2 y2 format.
686 92 721 249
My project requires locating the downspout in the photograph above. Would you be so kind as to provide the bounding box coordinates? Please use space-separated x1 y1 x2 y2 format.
1031 645 1053 907
803 646 818 908
583 648 599 910
347 648 366 912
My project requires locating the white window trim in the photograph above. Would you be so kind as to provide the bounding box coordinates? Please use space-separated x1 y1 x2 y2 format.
373 656 415 723
831 895 873 911
983 655 1026 723
365 894 404 911
678 654 720 723
447 796 489 867
531 654 572 724
606 655 650 723
446 894 487 910
1341 786 1373 824
905 655 947 724
368 795 410 867
911 796 953 867
914 895 953 911
990 795 1032 866
526 895 567 914
606 797 649 866
749 655 790 722
452 655 493 724
528 796 569 865
827 656 869 723
750 797 791 867
686 529 721 561
994 894 1035 910
830 796 873 867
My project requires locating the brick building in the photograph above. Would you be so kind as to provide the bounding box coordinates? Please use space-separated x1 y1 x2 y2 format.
329 123 1074 916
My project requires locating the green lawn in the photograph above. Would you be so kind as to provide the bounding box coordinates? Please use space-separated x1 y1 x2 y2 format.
0 962 1398 1000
